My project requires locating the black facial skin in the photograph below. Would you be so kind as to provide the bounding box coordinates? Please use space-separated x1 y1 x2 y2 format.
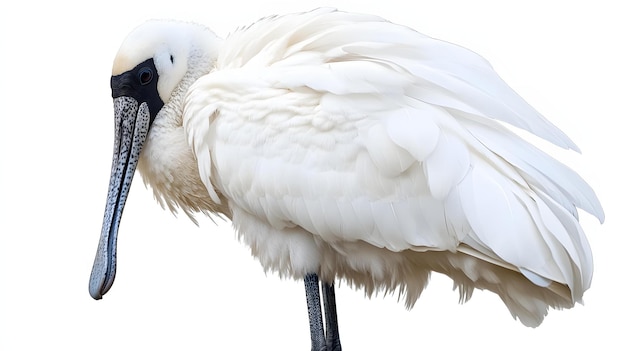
111 58 164 124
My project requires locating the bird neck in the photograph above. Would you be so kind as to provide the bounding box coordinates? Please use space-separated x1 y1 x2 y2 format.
137 61 230 221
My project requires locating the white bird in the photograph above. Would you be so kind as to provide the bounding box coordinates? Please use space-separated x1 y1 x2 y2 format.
89 8 604 350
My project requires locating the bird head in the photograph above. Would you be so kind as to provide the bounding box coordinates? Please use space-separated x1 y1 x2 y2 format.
88 20 220 300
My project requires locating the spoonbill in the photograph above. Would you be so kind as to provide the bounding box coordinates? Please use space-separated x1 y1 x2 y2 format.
89 8 604 350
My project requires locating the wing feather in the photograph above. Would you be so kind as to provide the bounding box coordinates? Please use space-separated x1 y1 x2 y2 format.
183 8 602 318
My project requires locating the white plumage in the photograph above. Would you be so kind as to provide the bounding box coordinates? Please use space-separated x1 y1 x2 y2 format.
91 7 604 337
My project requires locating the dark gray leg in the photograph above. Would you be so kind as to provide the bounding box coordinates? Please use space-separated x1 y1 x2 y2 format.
322 282 341 351
305 273 325 351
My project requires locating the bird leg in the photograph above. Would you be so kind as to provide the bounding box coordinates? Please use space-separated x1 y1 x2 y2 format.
304 273 326 351
322 282 341 351
304 273 342 351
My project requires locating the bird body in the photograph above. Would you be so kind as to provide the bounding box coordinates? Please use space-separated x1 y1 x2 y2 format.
91 7 604 338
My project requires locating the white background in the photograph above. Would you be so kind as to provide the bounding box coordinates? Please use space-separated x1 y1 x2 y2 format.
1 1 623 350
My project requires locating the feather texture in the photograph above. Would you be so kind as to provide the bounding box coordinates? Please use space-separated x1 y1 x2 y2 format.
180 8 604 326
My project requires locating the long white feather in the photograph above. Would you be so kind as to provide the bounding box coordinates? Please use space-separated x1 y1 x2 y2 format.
182 8 603 326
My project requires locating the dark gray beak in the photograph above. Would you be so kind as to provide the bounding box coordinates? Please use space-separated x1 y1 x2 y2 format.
89 97 151 299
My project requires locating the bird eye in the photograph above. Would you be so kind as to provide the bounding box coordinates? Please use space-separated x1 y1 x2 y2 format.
138 67 153 85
